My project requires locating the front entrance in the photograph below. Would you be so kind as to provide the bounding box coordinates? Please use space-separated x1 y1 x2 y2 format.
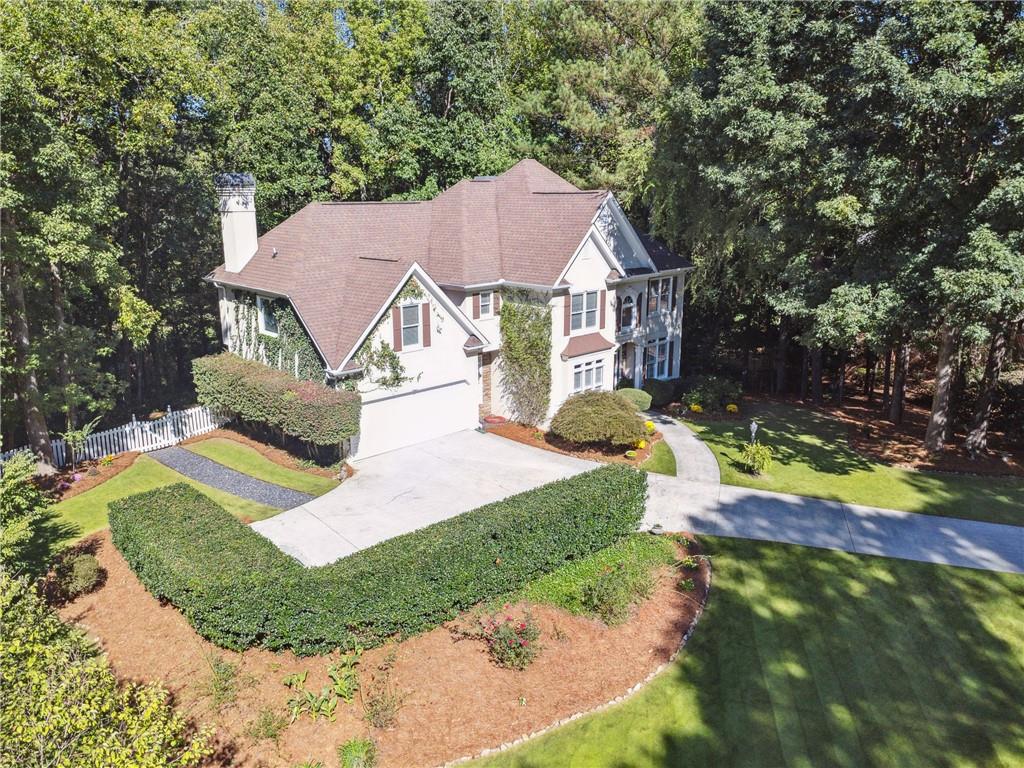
616 343 641 388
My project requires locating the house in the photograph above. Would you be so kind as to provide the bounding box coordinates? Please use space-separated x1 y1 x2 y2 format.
208 160 692 459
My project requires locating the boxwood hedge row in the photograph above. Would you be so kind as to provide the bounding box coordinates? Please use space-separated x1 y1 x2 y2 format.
192 353 360 445
109 464 646 655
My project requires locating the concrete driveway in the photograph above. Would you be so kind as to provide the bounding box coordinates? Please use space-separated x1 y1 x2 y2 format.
252 430 597 566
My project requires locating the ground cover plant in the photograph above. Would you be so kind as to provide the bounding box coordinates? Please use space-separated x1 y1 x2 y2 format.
687 402 1024 525
0 573 212 767
184 437 339 495
475 537 1024 768
53 454 278 542
109 464 646 654
640 440 677 476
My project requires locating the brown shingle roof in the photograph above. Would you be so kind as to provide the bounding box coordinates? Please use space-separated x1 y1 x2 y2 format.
560 332 614 361
208 160 660 370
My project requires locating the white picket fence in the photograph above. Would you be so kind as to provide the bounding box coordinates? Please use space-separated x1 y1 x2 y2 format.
0 405 232 469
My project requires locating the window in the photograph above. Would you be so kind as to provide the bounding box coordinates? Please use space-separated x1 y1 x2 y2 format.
479 291 492 316
620 295 634 330
401 303 421 347
257 296 278 336
573 357 605 392
648 278 672 314
571 290 599 331
645 338 669 379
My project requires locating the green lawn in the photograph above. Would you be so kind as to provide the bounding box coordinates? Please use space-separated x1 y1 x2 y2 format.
641 441 677 476
686 402 1023 526
477 538 1024 768
184 437 339 495
54 454 279 542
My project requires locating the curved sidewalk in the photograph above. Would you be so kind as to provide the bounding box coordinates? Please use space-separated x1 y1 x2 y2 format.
643 414 1023 575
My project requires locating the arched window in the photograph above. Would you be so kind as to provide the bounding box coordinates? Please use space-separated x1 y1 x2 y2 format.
620 295 635 330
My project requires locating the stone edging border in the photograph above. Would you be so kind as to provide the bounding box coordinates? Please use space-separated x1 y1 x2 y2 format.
438 555 714 767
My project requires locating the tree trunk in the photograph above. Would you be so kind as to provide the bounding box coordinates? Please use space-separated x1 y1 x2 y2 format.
964 324 1011 456
924 324 958 452
49 261 77 429
799 346 809 401
774 322 788 395
865 349 876 401
944 340 967 444
835 351 845 406
811 347 824 405
888 341 908 424
4 257 54 465
881 347 892 414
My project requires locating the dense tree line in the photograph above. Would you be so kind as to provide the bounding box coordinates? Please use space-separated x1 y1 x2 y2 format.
2 0 1021 461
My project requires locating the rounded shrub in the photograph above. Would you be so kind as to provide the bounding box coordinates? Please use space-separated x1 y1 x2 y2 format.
62 553 102 598
550 391 647 447
616 387 652 412
643 377 683 408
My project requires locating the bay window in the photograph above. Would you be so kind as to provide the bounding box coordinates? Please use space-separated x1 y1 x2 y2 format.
572 357 605 392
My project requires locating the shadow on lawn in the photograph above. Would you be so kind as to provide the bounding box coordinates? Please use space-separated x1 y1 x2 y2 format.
621 539 1024 767
698 404 876 478
21 508 81 579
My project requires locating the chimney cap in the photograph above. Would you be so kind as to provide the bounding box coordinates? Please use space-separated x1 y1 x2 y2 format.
215 172 256 191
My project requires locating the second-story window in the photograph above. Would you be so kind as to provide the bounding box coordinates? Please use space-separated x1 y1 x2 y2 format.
401 303 421 347
620 295 634 330
479 291 492 316
648 278 672 314
571 290 599 331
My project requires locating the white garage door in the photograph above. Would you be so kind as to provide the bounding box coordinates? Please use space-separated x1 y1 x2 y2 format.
353 380 479 459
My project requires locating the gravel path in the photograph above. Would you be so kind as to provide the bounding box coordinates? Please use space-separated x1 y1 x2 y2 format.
149 446 314 510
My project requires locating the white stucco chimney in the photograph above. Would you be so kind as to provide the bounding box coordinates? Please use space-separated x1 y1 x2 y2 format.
216 173 258 273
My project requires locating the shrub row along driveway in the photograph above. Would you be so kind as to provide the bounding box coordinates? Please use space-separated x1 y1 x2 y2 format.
253 431 598 566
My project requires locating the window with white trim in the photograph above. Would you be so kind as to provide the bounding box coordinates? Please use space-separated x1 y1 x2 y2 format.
645 338 669 379
647 278 672 314
401 303 421 347
256 296 278 336
571 290 599 331
620 295 634 330
572 357 605 392
479 291 492 316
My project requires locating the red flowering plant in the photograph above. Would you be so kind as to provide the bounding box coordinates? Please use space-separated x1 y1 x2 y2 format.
477 606 541 670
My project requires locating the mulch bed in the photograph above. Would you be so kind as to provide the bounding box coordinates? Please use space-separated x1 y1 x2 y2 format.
486 421 662 468
60 532 708 768
180 427 352 480
38 452 140 502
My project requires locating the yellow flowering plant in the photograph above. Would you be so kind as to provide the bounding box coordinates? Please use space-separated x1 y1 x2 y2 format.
689 404 703 414
726 403 739 414
644 419 656 434
635 439 647 450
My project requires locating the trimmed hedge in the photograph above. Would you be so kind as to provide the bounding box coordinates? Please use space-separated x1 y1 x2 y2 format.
110 464 646 655
192 353 360 445
616 387 653 412
550 391 647 447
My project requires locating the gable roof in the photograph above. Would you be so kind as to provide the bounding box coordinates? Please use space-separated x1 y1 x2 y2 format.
208 159 682 371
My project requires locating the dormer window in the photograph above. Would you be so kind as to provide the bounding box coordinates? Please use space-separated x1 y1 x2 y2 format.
256 295 278 336
620 295 634 330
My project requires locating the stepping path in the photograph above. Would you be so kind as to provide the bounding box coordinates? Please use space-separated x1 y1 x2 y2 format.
148 446 315 510
643 412 1024 574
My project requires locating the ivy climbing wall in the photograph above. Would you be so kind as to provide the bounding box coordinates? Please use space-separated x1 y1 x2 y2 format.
228 291 326 382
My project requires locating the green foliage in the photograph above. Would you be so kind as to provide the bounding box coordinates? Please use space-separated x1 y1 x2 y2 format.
517 534 676 615
59 416 100 470
0 452 50 575
245 707 289 744
58 553 102 599
328 646 363 703
550 391 647 447
739 441 774 476
643 378 683 408
581 563 655 625
0 572 212 766
477 610 542 670
202 652 242 709
108 465 645 655
338 738 377 768
192 353 360 446
231 292 325 382
499 291 552 425
679 375 742 413
616 387 653 412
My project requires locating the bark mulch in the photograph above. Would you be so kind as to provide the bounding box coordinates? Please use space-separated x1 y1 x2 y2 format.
39 451 140 501
60 532 708 768
486 421 662 468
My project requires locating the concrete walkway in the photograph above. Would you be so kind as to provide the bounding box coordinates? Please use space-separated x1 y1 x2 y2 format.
149 446 315 509
643 414 1024 575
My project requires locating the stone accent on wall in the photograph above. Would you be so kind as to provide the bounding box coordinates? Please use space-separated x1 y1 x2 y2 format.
479 352 493 418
